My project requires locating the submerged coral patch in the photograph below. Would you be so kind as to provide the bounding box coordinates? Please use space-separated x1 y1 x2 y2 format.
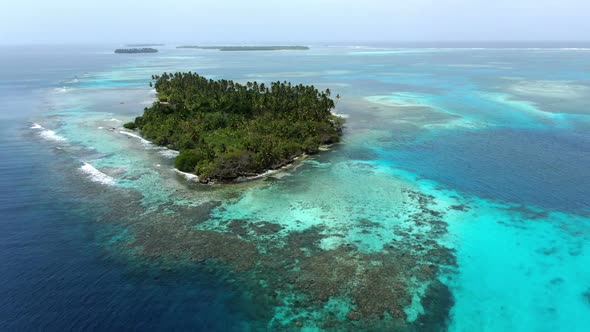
115 183 456 329
584 289 590 306
129 214 259 272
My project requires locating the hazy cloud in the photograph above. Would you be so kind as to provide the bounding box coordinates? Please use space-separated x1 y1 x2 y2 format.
1 0 588 44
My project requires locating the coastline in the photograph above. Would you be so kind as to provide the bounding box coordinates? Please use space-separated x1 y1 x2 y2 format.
121 128 323 184
236 153 309 182
174 152 312 184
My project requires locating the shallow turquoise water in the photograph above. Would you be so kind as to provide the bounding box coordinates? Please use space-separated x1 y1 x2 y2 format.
3 45 590 330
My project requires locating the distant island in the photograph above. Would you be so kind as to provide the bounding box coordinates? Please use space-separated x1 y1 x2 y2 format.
124 72 343 182
125 43 165 47
176 45 309 51
114 48 158 54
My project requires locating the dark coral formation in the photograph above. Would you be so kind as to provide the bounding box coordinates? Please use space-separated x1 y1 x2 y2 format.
449 204 469 212
413 280 455 331
504 204 549 220
130 217 259 272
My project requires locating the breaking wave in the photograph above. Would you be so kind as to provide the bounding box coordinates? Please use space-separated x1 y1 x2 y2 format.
174 169 199 181
158 148 180 158
31 123 67 142
119 130 152 145
80 163 115 185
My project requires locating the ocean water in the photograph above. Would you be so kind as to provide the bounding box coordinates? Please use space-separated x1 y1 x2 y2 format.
1 44 589 331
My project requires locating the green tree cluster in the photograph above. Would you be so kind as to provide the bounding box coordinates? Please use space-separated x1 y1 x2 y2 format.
126 72 343 182
114 48 158 54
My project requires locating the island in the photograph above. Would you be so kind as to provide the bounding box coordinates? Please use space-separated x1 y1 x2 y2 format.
124 72 343 182
114 48 158 54
125 43 165 47
176 45 309 51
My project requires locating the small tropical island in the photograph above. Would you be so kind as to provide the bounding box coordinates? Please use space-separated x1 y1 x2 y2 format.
176 45 309 51
125 43 165 47
124 72 343 182
114 48 158 54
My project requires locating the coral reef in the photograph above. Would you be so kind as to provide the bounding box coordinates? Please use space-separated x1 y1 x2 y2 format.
98 183 456 329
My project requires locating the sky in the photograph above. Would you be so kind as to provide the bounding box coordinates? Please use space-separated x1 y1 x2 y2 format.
1 0 589 44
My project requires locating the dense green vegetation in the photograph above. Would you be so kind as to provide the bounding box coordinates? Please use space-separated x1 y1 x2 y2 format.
125 72 343 182
176 45 309 51
114 48 158 54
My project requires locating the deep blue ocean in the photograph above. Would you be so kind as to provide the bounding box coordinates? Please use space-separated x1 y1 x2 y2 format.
0 46 253 331
1 44 589 331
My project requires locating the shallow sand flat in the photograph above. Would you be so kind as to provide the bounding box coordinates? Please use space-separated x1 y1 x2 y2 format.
510 80 590 98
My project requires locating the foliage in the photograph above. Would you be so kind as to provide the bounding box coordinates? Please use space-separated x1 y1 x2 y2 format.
126 72 343 181
123 122 137 130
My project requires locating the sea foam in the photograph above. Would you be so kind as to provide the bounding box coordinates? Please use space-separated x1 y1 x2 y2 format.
80 163 115 185
119 130 180 158
31 123 67 142
119 130 152 145
54 87 71 93
174 169 199 181
158 148 180 158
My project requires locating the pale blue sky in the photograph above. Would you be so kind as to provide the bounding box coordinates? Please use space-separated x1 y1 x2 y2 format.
2 0 589 44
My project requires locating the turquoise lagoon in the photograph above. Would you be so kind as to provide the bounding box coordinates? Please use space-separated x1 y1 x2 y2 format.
2 45 590 331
